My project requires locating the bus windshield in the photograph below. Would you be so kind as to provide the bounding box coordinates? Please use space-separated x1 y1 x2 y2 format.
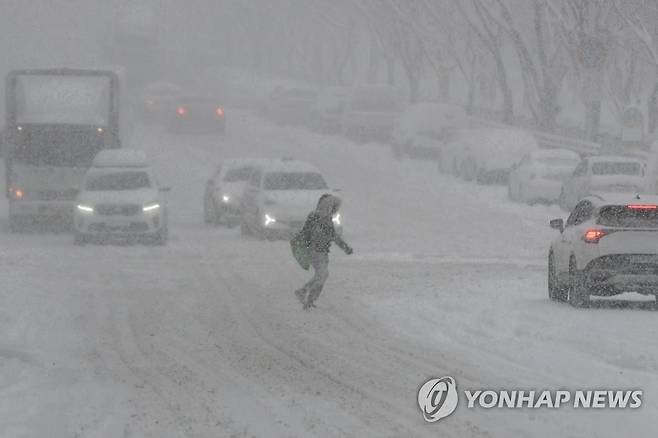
14 75 111 125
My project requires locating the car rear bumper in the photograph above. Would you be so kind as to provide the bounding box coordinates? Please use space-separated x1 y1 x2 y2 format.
170 117 225 133
584 254 658 295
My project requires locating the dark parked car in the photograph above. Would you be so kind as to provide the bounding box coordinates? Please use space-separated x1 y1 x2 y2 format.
168 95 226 135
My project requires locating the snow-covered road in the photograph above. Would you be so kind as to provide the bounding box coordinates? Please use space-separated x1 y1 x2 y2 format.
1 111 657 437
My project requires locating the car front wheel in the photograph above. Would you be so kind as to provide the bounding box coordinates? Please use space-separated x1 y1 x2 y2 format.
203 196 217 224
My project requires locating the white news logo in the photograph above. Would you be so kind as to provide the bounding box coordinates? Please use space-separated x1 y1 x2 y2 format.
418 375 643 423
417 376 459 422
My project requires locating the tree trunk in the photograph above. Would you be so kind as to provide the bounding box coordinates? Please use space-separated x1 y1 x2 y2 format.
493 50 514 124
386 58 396 86
439 69 450 101
538 85 559 132
649 81 658 134
367 32 379 83
408 74 420 103
585 101 601 141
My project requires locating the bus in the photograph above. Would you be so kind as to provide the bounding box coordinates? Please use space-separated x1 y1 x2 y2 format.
3 68 120 231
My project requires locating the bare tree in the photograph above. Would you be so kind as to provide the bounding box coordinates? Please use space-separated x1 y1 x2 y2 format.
453 0 515 123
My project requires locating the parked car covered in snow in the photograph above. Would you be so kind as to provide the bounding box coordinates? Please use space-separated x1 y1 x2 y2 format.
340 84 402 143
558 155 648 211
261 86 318 126
443 128 539 184
391 102 467 160
307 87 350 133
508 148 580 204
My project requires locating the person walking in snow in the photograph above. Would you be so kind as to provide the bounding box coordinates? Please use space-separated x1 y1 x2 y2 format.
294 194 353 310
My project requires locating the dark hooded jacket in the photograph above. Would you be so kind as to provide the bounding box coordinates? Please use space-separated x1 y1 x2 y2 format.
299 194 351 254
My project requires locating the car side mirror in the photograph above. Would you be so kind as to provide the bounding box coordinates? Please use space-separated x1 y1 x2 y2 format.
549 218 564 233
160 187 171 193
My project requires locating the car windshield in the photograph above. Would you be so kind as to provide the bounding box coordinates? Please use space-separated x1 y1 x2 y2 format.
592 162 642 176
537 157 578 166
598 205 658 228
263 172 327 190
223 167 254 182
86 171 151 191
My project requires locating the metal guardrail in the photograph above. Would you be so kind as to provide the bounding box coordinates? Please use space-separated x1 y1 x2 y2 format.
468 116 601 156
533 131 601 156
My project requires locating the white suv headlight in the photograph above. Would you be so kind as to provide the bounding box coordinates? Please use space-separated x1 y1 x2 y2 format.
77 204 94 213
332 212 341 225
264 213 276 226
143 203 161 212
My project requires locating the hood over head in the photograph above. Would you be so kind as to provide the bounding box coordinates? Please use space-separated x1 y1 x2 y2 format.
316 194 341 218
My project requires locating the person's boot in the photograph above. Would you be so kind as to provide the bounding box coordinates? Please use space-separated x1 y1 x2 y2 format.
305 286 322 309
295 288 307 305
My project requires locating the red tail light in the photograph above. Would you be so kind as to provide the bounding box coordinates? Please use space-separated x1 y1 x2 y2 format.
583 228 608 243
216 107 225 117
628 204 657 210
177 106 187 116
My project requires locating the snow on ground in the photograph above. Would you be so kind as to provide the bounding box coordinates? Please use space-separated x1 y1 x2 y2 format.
0 110 657 437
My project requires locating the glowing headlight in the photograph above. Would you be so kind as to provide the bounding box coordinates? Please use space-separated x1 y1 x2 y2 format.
143 203 161 212
77 204 94 213
222 195 230 203
264 213 276 226
332 212 341 225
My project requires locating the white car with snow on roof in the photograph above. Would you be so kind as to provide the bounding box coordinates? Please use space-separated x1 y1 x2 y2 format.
508 148 580 204
558 155 648 211
239 159 341 239
73 150 169 245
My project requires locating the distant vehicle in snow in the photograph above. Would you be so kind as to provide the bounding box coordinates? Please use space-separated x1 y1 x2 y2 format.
261 86 318 126
558 155 648 212
548 193 658 307
3 68 121 232
443 128 539 184
507 149 580 204
340 84 402 143
307 87 350 133
203 158 269 227
168 94 226 135
73 149 169 245
139 80 181 123
391 103 467 160
239 159 341 239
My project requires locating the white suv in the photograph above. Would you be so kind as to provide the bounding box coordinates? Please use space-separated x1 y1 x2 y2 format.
558 155 648 211
548 193 658 307
239 159 341 239
74 150 169 245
